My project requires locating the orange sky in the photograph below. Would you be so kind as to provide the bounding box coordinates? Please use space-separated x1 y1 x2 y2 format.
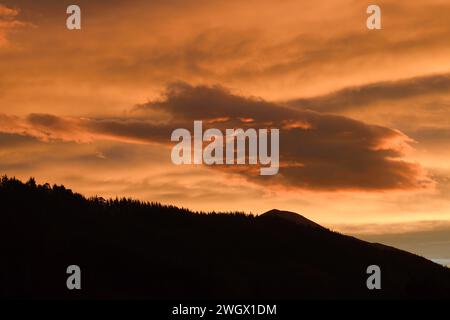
1 1 450 259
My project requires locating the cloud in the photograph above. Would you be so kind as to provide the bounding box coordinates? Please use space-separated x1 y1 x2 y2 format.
3 0 450 119
0 113 172 144
135 82 299 122
0 113 90 142
0 4 17 17
0 4 27 47
347 221 450 259
287 73 450 113
0 83 433 191
284 73 450 152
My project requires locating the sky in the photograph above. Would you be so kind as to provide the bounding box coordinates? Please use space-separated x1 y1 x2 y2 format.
1 0 450 261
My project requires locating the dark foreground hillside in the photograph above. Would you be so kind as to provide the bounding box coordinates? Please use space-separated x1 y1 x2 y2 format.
1 176 450 299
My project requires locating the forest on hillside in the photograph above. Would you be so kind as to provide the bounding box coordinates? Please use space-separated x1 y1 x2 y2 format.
1 176 450 299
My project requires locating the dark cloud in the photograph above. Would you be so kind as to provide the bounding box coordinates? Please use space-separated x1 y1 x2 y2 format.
0 132 37 146
287 73 450 113
1 83 431 191
85 118 172 144
135 83 433 190
27 113 73 130
135 82 298 122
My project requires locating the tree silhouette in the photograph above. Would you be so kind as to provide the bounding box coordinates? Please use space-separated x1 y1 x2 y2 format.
1 175 450 299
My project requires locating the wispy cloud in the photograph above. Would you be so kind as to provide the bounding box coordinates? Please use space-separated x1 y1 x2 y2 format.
0 4 28 47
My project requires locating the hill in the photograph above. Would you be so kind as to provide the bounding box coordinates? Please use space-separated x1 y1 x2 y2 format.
1 175 450 299
262 209 325 229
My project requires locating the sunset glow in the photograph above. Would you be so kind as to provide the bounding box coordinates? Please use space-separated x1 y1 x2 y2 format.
1 0 450 260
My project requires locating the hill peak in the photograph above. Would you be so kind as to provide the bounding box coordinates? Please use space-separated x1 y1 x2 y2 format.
261 209 324 229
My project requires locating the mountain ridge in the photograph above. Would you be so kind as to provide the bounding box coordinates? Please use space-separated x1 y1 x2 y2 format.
261 209 325 229
1 175 450 299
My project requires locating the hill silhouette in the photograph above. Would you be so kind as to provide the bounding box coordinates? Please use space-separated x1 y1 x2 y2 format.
262 209 325 229
1 175 450 299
